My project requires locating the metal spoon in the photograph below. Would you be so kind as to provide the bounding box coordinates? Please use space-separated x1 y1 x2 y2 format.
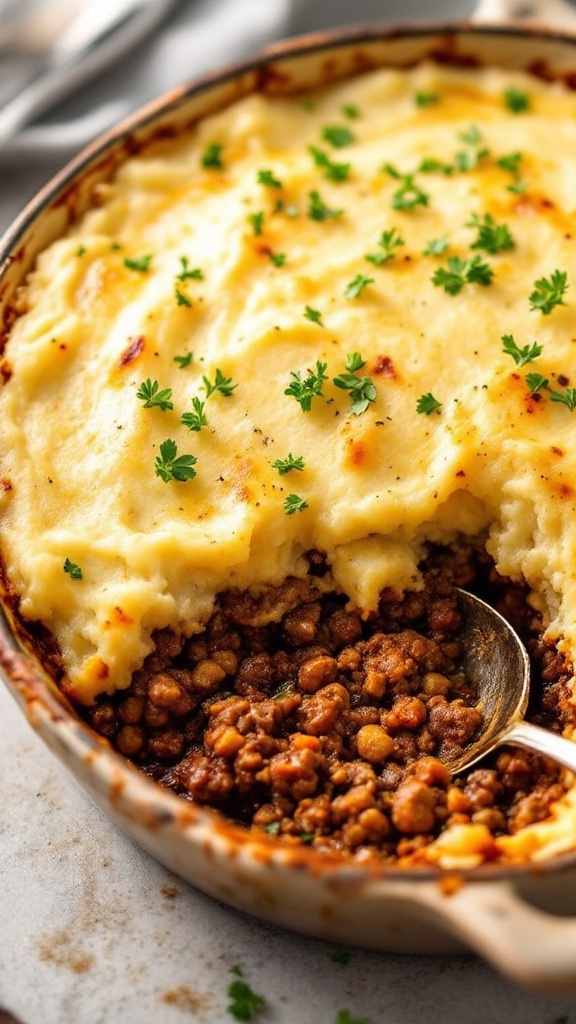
441 589 576 775
0 0 175 146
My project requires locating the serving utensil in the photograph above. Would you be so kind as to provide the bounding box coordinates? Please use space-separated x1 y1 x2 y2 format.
0 0 175 146
445 590 576 774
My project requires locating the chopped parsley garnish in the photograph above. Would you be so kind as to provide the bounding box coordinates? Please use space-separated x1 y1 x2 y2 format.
418 157 452 174
124 254 152 273
452 146 490 173
333 355 377 415
416 392 442 415
525 372 549 394
453 124 489 172
504 87 530 113
181 396 208 432
345 273 374 299
322 124 355 148
497 151 526 193
269 251 287 267
342 103 360 119
432 255 494 294
227 965 265 1021
365 227 404 265
334 1011 370 1024
497 151 523 175
307 189 343 221
284 493 309 514
304 305 324 326
75 245 86 257
392 175 429 211
136 378 174 411
285 360 328 411
550 386 576 411
423 236 449 257
414 90 439 107
201 142 223 169
177 258 203 281
203 368 237 397
257 168 282 189
272 453 305 474
175 287 192 307
529 270 568 315
344 352 366 372
248 211 264 236
467 213 515 254
174 351 194 369
502 333 542 366
309 145 350 182
458 124 483 146
63 558 82 580
154 439 197 483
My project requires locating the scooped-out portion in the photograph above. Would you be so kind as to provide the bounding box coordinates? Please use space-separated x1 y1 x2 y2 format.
1 61 576 866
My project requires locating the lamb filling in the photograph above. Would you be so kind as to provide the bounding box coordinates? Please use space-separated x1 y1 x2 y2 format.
82 544 575 866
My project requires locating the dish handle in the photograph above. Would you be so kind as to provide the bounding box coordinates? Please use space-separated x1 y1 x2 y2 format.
417 877 576 990
472 0 576 30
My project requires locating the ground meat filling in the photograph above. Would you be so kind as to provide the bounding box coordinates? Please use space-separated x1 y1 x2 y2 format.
84 548 576 864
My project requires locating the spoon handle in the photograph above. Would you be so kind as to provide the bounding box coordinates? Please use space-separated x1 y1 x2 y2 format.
500 719 576 773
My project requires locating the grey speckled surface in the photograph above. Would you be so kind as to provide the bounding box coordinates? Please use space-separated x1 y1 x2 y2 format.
3 2 576 1021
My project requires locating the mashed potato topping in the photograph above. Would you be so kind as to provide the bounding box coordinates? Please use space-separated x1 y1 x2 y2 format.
2 63 576 710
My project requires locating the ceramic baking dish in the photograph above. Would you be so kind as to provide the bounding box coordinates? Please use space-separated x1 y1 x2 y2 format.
2 0 576 991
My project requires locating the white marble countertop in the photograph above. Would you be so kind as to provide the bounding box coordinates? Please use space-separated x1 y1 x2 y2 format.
3 2 576 1020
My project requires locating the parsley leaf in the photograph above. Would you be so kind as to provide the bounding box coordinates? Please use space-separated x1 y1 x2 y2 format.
248 211 264 236
432 255 493 295
309 145 350 182
124 254 152 273
203 368 237 397
136 378 174 411
468 213 515 254
174 351 194 369
501 333 542 367
307 189 343 221
365 227 404 265
334 1011 371 1024
345 274 374 299
175 287 192 307
497 151 523 175
154 439 197 483
333 362 377 415
257 168 282 188
529 270 568 315
227 966 265 1021
504 87 530 113
181 396 208 432
272 453 305 474
414 90 439 107
525 372 549 394
284 493 309 514
342 103 360 119
285 360 328 411
345 352 366 372
550 387 576 411
177 258 203 281
304 305 324 326
269 251 287 267
459 124 483 146
63 558 82 580
390 173 428 211
416 392 442 415
423 236 449 257
322 124 355 148
202 142 223 169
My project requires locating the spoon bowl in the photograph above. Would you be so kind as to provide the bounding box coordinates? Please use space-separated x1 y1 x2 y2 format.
445 589 576 775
